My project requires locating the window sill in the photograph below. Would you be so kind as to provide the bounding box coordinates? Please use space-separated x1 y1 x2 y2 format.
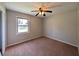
16 32 29 35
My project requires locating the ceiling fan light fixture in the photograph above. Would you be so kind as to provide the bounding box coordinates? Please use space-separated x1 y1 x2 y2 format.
39 12 42 15
42 12 44 15
39 12 45 15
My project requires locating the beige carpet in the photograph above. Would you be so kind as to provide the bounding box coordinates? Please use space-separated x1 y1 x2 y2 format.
5 37 78 56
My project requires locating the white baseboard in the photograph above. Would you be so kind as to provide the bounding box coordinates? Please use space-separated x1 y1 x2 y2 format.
7 35 42 47
7 39 29 47
45 35 78 47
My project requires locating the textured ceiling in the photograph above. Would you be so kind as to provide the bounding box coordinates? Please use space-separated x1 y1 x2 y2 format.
2 2 79 18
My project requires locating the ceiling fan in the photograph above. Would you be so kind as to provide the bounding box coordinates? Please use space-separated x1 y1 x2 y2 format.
31 7 52 16
31 4 61 16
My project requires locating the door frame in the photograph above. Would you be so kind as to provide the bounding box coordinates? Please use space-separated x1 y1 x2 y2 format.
0 7 6 55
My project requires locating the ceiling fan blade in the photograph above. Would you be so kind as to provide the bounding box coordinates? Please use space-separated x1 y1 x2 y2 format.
35 13 39 16
31 10 39 12
44 11 52 13
43 13 46 16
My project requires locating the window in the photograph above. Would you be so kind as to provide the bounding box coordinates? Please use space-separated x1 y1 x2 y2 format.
17 17 29 33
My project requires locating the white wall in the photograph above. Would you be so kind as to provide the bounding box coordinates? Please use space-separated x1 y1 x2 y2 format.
0 3 6 54
7 10 42 46
43 9 78 47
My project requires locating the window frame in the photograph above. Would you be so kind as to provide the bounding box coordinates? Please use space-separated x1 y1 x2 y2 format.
16 17 30 34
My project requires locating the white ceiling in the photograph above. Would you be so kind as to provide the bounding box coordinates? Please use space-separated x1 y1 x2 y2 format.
2 2 79 18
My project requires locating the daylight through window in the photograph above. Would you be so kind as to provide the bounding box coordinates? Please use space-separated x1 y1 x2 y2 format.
17 18 29 33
